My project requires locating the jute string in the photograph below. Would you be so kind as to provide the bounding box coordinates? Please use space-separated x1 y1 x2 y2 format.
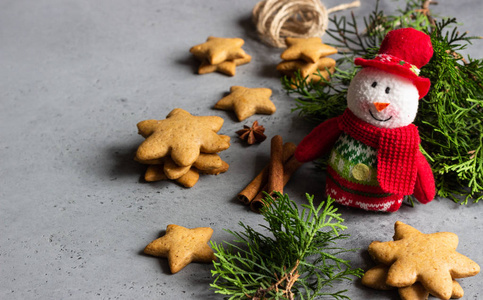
252 0 361 48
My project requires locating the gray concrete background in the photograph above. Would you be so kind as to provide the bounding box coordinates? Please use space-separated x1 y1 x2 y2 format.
1 0 482 299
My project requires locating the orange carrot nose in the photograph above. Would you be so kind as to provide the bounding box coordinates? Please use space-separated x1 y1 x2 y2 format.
374 102 390 112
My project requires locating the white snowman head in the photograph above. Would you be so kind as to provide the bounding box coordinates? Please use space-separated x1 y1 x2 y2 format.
348 28 434 129
346 67 419 129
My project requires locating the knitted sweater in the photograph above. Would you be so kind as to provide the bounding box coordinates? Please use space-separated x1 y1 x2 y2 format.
326 132 404 212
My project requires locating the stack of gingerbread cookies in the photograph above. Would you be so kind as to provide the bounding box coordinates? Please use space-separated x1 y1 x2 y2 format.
362 221 480 299
190 36 251 76
134 108 230 187
276 37 337 84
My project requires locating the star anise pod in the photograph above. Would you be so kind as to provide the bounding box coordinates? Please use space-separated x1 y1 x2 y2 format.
236 120 267 145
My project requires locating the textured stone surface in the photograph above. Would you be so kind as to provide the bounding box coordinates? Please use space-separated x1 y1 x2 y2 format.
0 0 482 299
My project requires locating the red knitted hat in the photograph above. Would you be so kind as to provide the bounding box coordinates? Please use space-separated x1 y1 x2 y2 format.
354 28 433 99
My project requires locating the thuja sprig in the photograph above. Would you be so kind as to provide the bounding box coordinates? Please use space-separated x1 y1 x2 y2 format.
327 0 433 59
210 193 362 300
282 66 357 124
416 18 483 203
282 0 483 203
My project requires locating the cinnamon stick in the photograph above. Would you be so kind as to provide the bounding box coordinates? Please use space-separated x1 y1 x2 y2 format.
250 155 303 213
237 142 296 204
267 135 284 196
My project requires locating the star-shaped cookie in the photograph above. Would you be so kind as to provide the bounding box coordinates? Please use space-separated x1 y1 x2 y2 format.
214 86 275 121
136 108 230 166
145 164 200 188
144 159 229 187
190 36 246 65
163 153 224 179
362 264 465 299
277 57 336 80
144 224 216 273
281 37 338 63
368 221 480 299
198 53 251 76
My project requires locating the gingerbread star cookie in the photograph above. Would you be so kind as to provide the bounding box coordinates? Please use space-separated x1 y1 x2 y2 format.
281 37 338 63
368 221 480 299
136 108 230 166
144 224 216 273
277 37 337 85
198 160 229 175
362 264 465 299
143 156 229 188
277 57 336 82
198 53 252 76
190 36 246 65
214 86 275 121
145 165 200 188
163 153 224 179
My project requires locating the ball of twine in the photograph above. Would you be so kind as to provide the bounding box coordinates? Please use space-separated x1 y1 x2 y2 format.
252 0 361 48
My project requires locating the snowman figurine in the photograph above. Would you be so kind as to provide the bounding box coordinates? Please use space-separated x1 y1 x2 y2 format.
295 28 436 212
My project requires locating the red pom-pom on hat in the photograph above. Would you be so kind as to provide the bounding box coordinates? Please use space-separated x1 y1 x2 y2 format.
355 28 433 99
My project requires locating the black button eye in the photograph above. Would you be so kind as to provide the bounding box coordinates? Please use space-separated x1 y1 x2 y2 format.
385 87 391 94
371 82 377 88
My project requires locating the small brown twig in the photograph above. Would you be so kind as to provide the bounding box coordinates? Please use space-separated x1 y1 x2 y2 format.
414 0 437 27
250 260 301 299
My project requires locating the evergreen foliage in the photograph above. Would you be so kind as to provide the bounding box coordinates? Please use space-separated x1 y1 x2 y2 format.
210 193 362 299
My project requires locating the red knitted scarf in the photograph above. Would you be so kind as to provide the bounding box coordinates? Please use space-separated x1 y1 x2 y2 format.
338 109 420 195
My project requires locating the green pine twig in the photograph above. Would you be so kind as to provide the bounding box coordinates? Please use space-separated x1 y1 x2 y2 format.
210 193 362 299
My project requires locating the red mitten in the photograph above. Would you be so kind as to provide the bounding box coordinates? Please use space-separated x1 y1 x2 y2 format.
295 117 342 162
412 150 436 204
